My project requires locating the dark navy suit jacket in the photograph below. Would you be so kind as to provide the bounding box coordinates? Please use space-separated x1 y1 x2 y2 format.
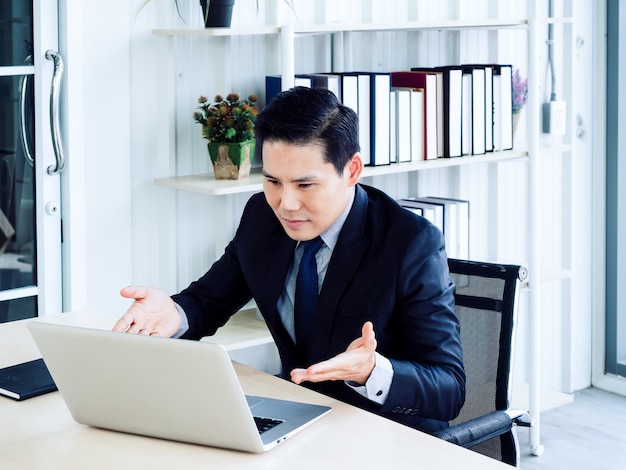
173 184 465 433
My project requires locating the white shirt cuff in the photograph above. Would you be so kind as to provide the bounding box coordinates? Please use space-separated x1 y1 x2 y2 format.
345 352 394 405
172 303 189 338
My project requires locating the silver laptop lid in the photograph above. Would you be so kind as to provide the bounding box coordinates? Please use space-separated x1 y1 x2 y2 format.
28 320 330 453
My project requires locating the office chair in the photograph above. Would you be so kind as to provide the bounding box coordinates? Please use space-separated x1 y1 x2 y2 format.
434 259 534 467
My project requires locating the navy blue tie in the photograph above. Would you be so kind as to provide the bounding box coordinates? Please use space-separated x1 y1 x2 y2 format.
294 237 324 353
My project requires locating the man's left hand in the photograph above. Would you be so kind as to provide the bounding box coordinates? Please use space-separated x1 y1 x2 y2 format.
290 321 377 385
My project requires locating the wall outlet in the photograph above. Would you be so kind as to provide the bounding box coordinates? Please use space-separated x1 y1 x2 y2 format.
542 100 567 135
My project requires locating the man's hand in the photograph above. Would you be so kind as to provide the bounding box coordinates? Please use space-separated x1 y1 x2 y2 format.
290 321 377 385
112 286 181 337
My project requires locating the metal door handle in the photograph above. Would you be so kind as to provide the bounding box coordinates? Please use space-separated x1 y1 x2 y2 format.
19 55 34 167
45 50 65 175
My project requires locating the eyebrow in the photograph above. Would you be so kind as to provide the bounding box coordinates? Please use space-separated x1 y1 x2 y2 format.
262 171 319 183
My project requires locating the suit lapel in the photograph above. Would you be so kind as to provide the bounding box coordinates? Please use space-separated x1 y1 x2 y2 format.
254 238 296 333
256 240 308 370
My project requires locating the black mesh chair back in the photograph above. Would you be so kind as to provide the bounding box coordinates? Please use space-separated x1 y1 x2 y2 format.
440 258 529 466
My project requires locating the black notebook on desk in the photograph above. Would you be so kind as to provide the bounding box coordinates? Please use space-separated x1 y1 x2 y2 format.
0 358 57 400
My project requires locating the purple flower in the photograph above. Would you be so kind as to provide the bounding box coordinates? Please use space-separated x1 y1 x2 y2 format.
512 68 528 113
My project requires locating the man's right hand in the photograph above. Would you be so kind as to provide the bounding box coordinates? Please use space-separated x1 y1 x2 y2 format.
113 286 181 337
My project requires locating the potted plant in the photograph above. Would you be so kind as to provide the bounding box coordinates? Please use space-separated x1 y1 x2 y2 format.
512 68 528 138
194 93 258 179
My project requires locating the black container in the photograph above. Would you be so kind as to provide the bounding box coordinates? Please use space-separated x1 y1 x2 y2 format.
200 0 235 28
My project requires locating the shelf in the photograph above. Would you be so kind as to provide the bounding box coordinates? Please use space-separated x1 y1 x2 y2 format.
156 171 264 195
200 308 272 351
511 382 574 412
362 149 528 176
294 19 528 34
155 149 528 196
153 26 281 37
153 19 529 38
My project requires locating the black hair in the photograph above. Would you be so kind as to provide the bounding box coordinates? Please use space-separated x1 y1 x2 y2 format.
254 87 360 175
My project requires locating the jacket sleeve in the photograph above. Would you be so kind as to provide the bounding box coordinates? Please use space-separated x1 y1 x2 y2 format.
378 222 466 423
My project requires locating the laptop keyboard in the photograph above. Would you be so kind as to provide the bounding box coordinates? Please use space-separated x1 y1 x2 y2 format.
254 416 283 434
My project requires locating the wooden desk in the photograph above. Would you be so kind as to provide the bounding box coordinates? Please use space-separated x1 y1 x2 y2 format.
0 311 509 469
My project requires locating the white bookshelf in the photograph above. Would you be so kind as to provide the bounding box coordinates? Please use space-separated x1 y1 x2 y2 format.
153 18 528 37
155 149 528 196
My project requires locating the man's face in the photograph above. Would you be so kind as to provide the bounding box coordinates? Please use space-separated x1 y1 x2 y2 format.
262 140 362 242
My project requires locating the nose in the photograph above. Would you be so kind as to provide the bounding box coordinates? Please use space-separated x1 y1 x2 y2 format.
279 186 301 211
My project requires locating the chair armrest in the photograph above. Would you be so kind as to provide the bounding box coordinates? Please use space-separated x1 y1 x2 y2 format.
433 411 513 448
506 409 534 427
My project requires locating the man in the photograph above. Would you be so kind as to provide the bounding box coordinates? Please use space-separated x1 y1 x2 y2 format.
114 87 465 434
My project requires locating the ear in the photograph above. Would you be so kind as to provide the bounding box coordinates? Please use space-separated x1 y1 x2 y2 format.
346 153 364 186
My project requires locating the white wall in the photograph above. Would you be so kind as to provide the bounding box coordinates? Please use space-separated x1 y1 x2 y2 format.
61 0 133 315
60 0 602 395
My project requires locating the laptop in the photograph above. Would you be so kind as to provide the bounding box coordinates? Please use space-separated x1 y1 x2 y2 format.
27 320 331 453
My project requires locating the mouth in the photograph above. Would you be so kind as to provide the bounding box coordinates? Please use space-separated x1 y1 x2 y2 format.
282 216 308 230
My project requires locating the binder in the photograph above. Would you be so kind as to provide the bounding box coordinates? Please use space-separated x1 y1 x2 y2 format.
461 67 472 156
412 68 444 158
342 72 372 165
367 72 392 166
465 64 495 152
337 73 359 114
392 88 413 163
492 64 513 151
265 75 312 105
483 65 494 152
463 65 486 155
391 71 439 160
433 66 463 158
428 196 470 260
298 73 341 100
389 89 397 163
398 199 444 233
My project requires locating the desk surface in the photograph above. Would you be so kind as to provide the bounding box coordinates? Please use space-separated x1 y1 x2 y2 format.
0 311 508 469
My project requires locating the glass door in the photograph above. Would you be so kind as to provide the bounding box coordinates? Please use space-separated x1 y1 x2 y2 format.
0 0 62 322
606 0 626 379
